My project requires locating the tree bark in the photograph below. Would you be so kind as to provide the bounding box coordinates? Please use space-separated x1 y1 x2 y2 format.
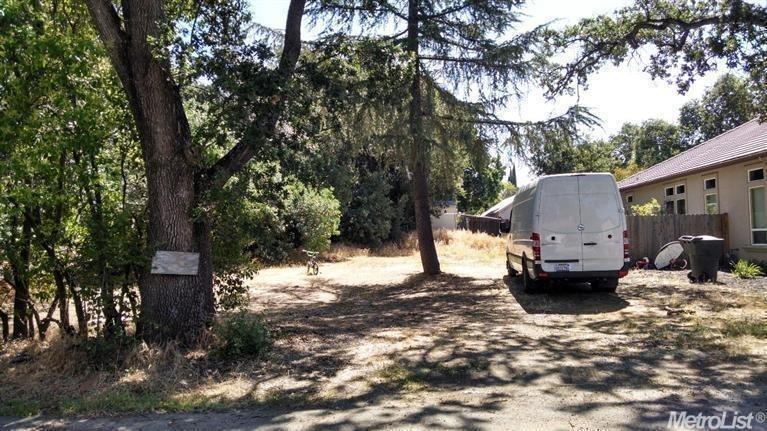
11 214 32 339
85 0 306 344
407 0 440 274
0 310 8 343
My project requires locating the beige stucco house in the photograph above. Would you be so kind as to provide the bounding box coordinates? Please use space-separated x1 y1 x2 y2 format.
618 119 767 261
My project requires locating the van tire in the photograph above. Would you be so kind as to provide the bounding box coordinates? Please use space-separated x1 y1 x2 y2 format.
592 278 619 292
522 257 541 293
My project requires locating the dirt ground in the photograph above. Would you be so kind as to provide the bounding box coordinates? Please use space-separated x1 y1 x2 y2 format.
3 237 767 430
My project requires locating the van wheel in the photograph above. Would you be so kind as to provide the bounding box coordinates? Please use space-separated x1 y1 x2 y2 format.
522 257 541 293
592 278 618 292
506 256 518 277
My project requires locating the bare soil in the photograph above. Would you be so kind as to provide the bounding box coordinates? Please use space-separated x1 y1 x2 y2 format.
3 236 767 430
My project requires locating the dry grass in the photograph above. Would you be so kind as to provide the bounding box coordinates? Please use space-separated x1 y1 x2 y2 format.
324 229 505 262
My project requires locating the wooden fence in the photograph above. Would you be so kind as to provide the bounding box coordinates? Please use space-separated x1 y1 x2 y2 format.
626 213 729 262
458 215 502 236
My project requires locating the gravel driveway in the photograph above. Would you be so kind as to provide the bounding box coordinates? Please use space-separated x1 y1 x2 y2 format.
3 252 766 430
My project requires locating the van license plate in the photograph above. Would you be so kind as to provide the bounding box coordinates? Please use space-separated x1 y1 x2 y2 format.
556 263 570 272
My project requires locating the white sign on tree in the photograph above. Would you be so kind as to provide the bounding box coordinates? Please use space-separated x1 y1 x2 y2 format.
150 251 200 276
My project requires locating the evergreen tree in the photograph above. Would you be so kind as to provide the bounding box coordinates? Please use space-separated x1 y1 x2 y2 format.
309 0 594 274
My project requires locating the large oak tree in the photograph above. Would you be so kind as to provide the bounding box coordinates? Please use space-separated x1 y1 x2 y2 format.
84 0 307 343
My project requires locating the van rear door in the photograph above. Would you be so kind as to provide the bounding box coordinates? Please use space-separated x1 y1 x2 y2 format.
537 177 584 273
578 176 624 271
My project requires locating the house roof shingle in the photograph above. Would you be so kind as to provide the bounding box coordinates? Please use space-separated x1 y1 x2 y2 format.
617 119 767 191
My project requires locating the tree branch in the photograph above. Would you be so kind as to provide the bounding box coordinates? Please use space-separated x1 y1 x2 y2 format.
84 0 131 85
203 0 307 191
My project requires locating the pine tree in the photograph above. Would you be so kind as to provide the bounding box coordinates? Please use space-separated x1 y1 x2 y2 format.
309 0 593 274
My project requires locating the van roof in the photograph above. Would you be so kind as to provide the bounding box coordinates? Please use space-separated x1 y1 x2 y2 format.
538 172 614 179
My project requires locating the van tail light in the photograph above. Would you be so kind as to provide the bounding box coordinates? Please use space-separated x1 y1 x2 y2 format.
531 232 541 262
623 230 630 261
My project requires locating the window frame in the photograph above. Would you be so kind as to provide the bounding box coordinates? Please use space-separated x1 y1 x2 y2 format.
703 177 717 190
675 198 686 215
748 167 765 182
748 185 767 245
664 200 675 214
675 183 686 195
704 193 718 215
665 186 674 197
626 194 634 204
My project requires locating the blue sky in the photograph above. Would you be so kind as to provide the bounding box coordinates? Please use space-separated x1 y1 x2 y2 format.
248 0 727 184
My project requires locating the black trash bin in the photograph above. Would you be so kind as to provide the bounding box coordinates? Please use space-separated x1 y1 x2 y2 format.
678 235 724 283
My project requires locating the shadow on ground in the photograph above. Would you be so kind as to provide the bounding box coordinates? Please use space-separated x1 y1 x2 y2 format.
506 277 630 314
4 268 766 430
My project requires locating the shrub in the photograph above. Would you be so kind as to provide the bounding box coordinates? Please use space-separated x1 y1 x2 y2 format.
341 172 394 247
284 182 341 252
212 312 270 359
82 335 137 371
731 259 764 279
631 198 661 216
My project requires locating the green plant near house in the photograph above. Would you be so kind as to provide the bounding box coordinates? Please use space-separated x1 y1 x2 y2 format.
630 198 661 216
731 260 764 279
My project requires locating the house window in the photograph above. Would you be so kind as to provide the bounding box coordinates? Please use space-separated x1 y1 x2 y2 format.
676 184 685 195
626 194 634 204
750 186 767 244
704 178 716 190
665 200 675 214
676 199 686 215
749 168 765 182
705 193 718 214
665 187 674 197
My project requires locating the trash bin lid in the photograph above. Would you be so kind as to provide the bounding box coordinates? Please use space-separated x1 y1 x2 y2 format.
679 235 723 242
655 241 684 269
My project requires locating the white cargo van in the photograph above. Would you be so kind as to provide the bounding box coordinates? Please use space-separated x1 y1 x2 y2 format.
505 173 629 292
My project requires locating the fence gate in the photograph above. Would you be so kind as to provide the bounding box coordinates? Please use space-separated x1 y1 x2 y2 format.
458 215 502 236
625 213 729 262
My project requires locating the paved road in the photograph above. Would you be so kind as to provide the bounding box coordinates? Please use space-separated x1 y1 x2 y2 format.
4 396 767 430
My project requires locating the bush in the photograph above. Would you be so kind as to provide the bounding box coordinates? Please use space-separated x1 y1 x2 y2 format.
631 198 661 216
212 312 270 359
284 182 341 252
731 259 764 279
341 172 394 247
82 335 137 371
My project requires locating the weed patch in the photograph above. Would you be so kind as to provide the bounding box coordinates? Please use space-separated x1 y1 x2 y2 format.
722 319 767 339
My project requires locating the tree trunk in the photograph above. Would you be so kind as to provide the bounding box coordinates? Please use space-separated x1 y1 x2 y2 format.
62 270 88 336
0 310 8 343
11 214 32 339
83 152 122 338
407 0 440 274
133 90 214 344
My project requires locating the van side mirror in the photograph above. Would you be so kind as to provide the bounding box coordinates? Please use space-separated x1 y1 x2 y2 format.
500 220 511 234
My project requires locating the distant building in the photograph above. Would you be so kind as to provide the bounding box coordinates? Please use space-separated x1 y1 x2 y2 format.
431 199 459 230
618 119 767 261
